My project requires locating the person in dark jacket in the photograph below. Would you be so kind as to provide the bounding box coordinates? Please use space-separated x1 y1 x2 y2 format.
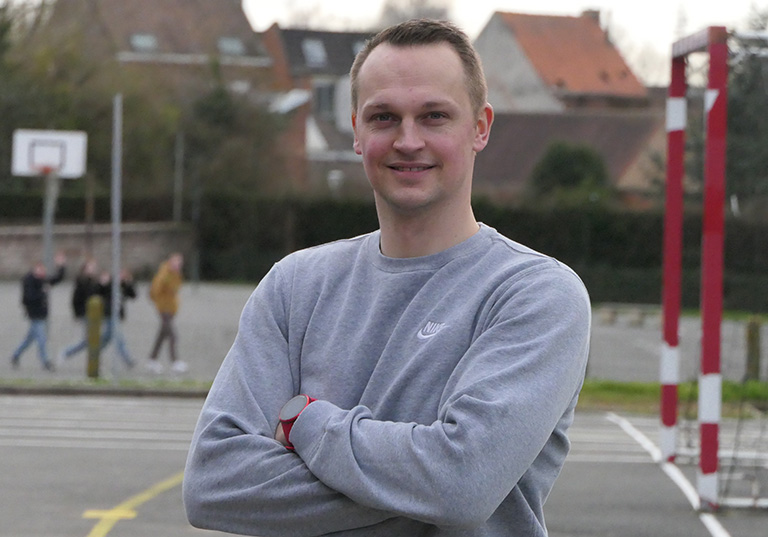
98 269 137 368
59 258 100 361
11 253 66 371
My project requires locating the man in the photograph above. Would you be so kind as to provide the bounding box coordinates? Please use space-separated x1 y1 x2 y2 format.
146 253 187 373
11 253 66 371
184 19 590 536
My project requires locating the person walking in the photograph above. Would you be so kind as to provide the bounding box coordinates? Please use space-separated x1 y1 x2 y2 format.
59 258 100 362
11 253 66 371
98 269 137 369
146 253 186 374
184 20 590 537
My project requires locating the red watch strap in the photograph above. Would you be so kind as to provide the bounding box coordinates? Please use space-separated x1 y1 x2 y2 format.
280 395 315 449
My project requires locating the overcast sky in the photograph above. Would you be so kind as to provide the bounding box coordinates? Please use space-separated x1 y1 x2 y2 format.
243 0 766 84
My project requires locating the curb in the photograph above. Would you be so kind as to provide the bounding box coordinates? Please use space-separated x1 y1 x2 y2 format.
0 382 209 398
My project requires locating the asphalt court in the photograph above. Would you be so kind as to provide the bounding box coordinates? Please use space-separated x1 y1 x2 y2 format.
1 281 767 536
1 396 765 537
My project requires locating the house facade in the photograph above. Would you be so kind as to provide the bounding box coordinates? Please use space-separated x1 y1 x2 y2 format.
260 25 374 198
38 3 664 206
472 11 663 205
475 11 649 113
47 0 273 103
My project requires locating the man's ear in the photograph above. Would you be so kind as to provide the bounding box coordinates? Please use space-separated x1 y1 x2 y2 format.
473 103 494 153
352 113 362 155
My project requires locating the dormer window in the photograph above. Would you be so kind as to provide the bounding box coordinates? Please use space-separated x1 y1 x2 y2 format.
218 37 245 56
302 38 327 68
130 33 158 52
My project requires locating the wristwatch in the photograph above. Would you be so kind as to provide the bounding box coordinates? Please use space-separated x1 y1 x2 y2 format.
278 394 315 449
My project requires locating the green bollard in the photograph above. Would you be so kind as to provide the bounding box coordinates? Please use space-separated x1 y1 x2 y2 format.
86 295 103 379
745 316 762 382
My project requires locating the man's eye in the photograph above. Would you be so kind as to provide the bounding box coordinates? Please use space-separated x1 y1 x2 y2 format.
371 113 394 122
426 112 447 120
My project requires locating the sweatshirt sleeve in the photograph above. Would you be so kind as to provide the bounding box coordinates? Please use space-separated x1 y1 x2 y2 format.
289 265 591 529
182 266 393 537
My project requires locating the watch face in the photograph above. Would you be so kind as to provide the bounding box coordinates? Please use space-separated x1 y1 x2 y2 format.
279 395 309 421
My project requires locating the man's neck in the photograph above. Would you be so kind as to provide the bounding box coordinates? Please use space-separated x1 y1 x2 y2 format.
378 208 479 258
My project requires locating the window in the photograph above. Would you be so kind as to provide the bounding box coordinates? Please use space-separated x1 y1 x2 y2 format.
302 38 328 68
218 37 245 56
229 80 250 94
314 82 335 119
130 33 158 52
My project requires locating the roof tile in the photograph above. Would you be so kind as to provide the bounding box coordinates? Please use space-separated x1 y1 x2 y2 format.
498 12 647 98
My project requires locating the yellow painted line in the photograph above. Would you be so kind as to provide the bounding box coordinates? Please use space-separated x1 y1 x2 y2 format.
83 471 184 537
83 509 137 520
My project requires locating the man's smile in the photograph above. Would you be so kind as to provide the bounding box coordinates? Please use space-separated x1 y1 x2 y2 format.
388 164 435 172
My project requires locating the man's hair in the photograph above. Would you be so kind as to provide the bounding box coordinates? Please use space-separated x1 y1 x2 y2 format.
350 19 488 116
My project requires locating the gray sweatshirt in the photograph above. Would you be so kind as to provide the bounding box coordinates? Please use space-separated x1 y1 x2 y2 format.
184 224 591 536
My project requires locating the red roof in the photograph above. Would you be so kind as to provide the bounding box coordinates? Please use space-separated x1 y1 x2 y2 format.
497 12 647 99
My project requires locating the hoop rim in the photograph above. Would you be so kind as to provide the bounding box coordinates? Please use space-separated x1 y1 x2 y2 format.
34 165 57 176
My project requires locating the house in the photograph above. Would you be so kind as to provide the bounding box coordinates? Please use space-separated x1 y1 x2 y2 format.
260 25 374 198
474 11 649 113
470 10 664 204
473 110 666 207
39 0 310 195
47 0 273 103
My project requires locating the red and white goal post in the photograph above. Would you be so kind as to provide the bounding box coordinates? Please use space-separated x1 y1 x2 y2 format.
661 26 768 511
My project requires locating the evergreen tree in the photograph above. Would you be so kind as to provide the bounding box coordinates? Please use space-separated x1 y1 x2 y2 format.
529 141 612 206
727 8 768 219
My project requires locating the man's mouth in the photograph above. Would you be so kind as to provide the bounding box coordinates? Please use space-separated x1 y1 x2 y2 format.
390 165 432 172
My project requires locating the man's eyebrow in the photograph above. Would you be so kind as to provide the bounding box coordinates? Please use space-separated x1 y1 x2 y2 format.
363 102 391 111
421 100 453 109
362 99 454 112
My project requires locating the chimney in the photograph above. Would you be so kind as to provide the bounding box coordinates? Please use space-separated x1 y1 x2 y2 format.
581 10 600 24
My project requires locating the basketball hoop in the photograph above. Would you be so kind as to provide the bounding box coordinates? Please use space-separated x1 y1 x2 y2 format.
36 165 55 177
11 129 87 179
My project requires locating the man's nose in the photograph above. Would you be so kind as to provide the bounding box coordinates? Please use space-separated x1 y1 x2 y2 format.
392 120 425 152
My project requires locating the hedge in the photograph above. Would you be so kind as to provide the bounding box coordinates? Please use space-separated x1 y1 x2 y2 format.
2 193 767 311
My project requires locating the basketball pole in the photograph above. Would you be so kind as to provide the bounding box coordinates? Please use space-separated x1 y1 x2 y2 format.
41 166 60 273
110 93 123 380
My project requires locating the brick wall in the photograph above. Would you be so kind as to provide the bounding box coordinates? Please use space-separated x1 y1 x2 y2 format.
0 222 194 280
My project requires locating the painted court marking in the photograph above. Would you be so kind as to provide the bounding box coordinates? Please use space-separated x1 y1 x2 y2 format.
606 413 732 537
83 471 184 537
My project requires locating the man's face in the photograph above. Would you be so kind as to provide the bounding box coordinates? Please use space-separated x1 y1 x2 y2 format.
33 263 46 278
169 254 183 272
352 43 492 218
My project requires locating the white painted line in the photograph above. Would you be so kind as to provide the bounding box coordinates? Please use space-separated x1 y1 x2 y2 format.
606 412 661 462
700 514 732 537
0 438 191 451
605 412 732 537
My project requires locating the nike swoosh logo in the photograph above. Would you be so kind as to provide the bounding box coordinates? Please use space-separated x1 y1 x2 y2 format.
418 321 446 340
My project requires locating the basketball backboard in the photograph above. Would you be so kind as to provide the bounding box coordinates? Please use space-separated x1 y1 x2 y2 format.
11 129 88 178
